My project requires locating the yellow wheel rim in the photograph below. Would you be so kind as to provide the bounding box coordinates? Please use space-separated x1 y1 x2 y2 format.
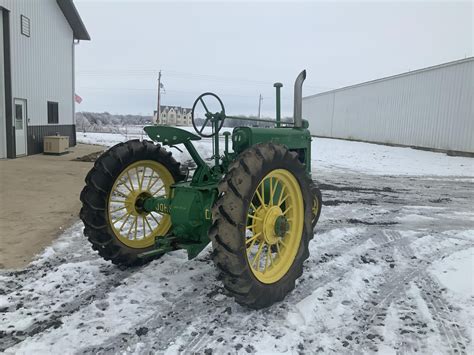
246 169 304 284
312 193 320 224
107 160 174 249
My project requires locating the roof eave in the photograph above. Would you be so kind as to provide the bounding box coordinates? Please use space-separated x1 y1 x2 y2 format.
56 0 90 41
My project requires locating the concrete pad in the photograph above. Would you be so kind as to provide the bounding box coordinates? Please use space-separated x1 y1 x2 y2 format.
0 144 105 269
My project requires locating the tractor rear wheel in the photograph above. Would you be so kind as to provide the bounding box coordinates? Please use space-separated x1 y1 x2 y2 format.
210 143 313 309
80 139 185 266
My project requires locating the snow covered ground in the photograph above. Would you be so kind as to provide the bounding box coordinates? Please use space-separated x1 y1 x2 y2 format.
77 130 473 177
1 130 473 354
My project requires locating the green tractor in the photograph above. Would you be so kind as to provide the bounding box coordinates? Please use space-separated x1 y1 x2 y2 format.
80 70 322 309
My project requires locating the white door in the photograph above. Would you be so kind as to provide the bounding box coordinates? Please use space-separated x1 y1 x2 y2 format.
14 99 27 156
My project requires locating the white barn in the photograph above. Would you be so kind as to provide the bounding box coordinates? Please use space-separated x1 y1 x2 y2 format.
0 0 89 158
303 58 473 154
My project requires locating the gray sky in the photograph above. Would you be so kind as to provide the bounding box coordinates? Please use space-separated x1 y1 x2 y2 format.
74 0 473 117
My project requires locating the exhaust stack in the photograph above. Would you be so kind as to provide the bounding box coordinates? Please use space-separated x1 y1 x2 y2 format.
293 70 306 128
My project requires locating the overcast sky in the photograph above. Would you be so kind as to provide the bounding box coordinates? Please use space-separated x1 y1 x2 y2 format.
74 0 473 117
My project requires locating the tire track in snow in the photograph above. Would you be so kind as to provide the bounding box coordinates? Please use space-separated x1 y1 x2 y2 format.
0 225 136 352
344 234 472 353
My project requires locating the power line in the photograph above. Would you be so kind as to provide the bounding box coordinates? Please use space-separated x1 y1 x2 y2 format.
76 68 334 91
77 86 296 101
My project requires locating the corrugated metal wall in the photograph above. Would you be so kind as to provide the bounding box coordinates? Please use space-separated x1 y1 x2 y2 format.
0 0 74 127
303 58 474 153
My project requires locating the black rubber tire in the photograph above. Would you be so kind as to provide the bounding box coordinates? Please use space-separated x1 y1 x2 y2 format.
209 142 313 309
310 182 323 230
79 139 185 266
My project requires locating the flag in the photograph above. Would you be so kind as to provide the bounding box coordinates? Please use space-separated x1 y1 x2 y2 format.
75 94 83 104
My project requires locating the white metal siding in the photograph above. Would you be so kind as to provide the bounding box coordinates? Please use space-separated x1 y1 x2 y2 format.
303 58 474 153
0 0 74 127
0 11 5 158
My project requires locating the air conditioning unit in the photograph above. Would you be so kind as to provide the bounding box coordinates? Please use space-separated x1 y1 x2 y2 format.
44 136 69 154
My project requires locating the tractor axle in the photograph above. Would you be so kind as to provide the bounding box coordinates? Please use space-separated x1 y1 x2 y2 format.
142 196 170 214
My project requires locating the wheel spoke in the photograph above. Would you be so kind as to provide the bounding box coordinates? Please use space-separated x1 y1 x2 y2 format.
246 232 261 245
142 216 146 239
110 205 127 214
269 178 274 206
150 212 161 226
134 217 138 240
200 117 210 133
152 185 165 196
199 97 210 113
247 214 262 221
272 179 279 200
278 194 289 207
269 248 274 269
135 167 141 190
112 189 129 199
119 212 132 231
277 185 286 206
265 246 273 271
126 171 135 191
250 202 258 212
138 167 146 191
110 199 128 204
247 238 257 254
144 215 154 235
126 217 137 239
255 188 265 207
112 211 130 224
282 205 292 215
147 177 161 192
120 179 133 193
252 241 265 270
145 170 155 190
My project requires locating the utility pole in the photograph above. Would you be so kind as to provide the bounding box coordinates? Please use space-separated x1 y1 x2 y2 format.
257 94 263 119
156 70 162 125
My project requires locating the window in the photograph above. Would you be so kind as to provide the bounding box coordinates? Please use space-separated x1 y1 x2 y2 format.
21 15 30 37
15 104 23 130
47 101 59 124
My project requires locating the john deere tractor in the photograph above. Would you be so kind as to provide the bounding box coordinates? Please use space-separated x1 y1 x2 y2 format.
80 70 322 309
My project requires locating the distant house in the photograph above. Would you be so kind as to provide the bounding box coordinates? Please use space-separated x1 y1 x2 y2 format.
153 106 192 126
0 0 90 159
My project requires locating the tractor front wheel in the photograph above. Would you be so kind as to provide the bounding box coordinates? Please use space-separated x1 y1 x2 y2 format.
210 143 313 309
80 139 185 266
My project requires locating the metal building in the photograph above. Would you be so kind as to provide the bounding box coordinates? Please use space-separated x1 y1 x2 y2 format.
0 0 89 159
303 57 474 153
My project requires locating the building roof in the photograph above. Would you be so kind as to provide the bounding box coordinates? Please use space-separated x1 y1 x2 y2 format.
56 0 90 40
304 56 474 100
156 105 192 113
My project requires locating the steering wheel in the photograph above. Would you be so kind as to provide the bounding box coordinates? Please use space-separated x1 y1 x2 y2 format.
191 92 226 137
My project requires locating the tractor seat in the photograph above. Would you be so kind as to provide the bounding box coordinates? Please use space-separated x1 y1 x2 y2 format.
144 125 201 146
